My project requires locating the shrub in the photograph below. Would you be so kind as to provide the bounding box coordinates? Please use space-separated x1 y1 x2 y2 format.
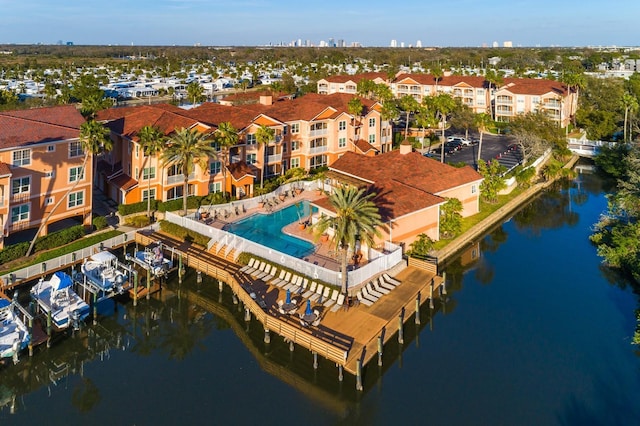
157 196 201 212
34 225 86 252
125 215 151 227
0 242 28 264
119 200 151 216
93 216 109 230
158 220 209 246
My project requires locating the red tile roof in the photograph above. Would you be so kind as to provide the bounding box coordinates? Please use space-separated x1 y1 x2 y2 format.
328 150 482 219
0 162 12 178
321 72 389 84
501 77 567 96
0 105 85 150
109 173 138 191
228 161 256 180
354 139 378 154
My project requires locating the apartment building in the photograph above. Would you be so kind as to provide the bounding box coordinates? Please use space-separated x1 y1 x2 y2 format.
0 105 90 249
318 72 577 127
96 92 393 205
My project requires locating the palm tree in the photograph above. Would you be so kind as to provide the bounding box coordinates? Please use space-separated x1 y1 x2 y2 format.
26 120 112 257
474 113 493 163
426 94 456 162
313 186 382 296
398 95 419 142
186 81 204 105
161 128 216 216
255 124 275 188
138 125 166 219
485 69 503 121
431 65 444 94
622 93 639 143
347 97 364 149
213 121 239 199
561 71 586 127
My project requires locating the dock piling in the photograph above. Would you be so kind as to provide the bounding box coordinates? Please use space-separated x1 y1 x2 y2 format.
356 359 363 391
313 352 318 369
377 335 383 366
264 328 270 344
415 292 421 325
338 364 344 382
146 268 151 300
398 308 405 344
133 270 139 306
429 280 435 309
196 271 202 283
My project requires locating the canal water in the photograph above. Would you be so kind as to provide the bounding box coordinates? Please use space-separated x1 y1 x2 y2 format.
1 170 639 425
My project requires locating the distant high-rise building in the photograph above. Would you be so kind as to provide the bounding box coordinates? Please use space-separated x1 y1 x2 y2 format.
492 41 499 48
390 39 397 48
400 41 405 48
503 41 513 48
416 40 422 48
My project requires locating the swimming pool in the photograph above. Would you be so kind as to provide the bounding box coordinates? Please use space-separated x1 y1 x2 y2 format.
223 201 316 258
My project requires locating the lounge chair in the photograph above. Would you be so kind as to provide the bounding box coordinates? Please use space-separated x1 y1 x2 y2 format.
270 270 287 286
324 289 339 309
276 272 292 288
371 280 390 295
263 266 277 282
302 281 317 298
296 278 309 294
254 262 269 279
330 294 346 312
289 276 304 293
283 275 299 291
239 258 256 273
361 286 380 302
356 290 375 307
309 284 324 302
318 286 331 303
383 273 401 286
365 282 384 299
377 276 396 291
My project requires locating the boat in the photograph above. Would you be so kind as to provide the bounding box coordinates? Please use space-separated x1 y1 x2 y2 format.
76 250 132 297
126 244 173 278
30 271 90 331
0 298 30 362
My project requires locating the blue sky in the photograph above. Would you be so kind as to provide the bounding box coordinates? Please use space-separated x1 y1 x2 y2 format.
1 0 638 47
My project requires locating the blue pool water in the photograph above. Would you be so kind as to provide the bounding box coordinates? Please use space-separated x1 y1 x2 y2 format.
223 201 316 258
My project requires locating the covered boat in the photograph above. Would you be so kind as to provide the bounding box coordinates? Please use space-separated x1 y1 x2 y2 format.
0 298 30 362
30 271 90 331
78 250 131 296
127 244 173 278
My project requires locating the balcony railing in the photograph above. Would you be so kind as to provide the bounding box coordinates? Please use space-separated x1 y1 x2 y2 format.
309 145 328 155
309 129 328 137
166 173 195 185
266 153 282 163
544 101 561 109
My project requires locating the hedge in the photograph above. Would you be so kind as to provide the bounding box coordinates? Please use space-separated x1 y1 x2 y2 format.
93 216 109 230
118 200 158 216
0 224 87 264
158 220 209 246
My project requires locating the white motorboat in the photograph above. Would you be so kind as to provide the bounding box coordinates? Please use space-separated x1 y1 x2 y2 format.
78 250 131 296
30 271 90 331
0 298 30 362
127 244 173 278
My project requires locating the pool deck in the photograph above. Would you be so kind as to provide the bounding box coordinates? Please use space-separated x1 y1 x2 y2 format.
199 190 368 272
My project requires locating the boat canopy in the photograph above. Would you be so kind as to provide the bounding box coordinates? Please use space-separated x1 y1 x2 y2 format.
0 298 10 309
90 250 118 263
51 271 73 291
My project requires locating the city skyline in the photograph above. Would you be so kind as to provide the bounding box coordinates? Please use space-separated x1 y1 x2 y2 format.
1 0 638 48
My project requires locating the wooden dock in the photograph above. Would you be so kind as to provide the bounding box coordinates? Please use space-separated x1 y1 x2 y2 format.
135 230 444 378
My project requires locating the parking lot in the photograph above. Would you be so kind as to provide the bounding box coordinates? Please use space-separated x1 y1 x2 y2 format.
421 133 514 168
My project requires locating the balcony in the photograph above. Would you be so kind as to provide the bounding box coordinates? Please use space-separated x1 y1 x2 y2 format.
166 173 195 185
309 145 328 155
496 97 513 104
309 129 328 137
544 100 561 109
267 153 282 163
10 192 30 203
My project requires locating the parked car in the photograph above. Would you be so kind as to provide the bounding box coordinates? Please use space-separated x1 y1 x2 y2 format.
444 141 463 152
447 136 472 146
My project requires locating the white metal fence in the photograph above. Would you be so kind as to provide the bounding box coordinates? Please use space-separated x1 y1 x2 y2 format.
1 228 144 288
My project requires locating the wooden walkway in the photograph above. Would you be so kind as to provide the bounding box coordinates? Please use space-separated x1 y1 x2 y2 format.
135 229 443 376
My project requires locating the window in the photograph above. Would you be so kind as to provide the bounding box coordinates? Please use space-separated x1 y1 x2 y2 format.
290 158 300 168
12 149 30 167
471 185 477 194
68 191 84 208
291 141 300 151
143 167 156 180
211 142 221 151
369 118 376 127
290 123 300 134
369 134 376 144
11 204 29 223
310 138 327 148
12 177 30 195
45 197 54 206
209 161 221 175
282 142 287 153
166 186 183 200
310 154 327 169
47 145 55 152
69 166 84 182
310 122 327 132
246 153 257 164
339 137 347 148
338 120 347 131
246 133 256 145
209 182 221 193
142 188 156 201
69 141 83 158
45 170 54 179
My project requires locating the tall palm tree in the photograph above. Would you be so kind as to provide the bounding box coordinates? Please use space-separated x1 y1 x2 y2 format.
474 113 493 163
426 94 456 162
255 124 275 188
431 65 444 94
138 125 166 219
161 128 216 216
186 81 204 105
485 69 503 121
399 95 419 142
622 93 639 143
26 120 112 257
561 71 586 127
347 97 364 149
213 121 239 199
313 186 382 296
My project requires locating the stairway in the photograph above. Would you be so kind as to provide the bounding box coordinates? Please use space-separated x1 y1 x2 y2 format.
496 144 523 171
